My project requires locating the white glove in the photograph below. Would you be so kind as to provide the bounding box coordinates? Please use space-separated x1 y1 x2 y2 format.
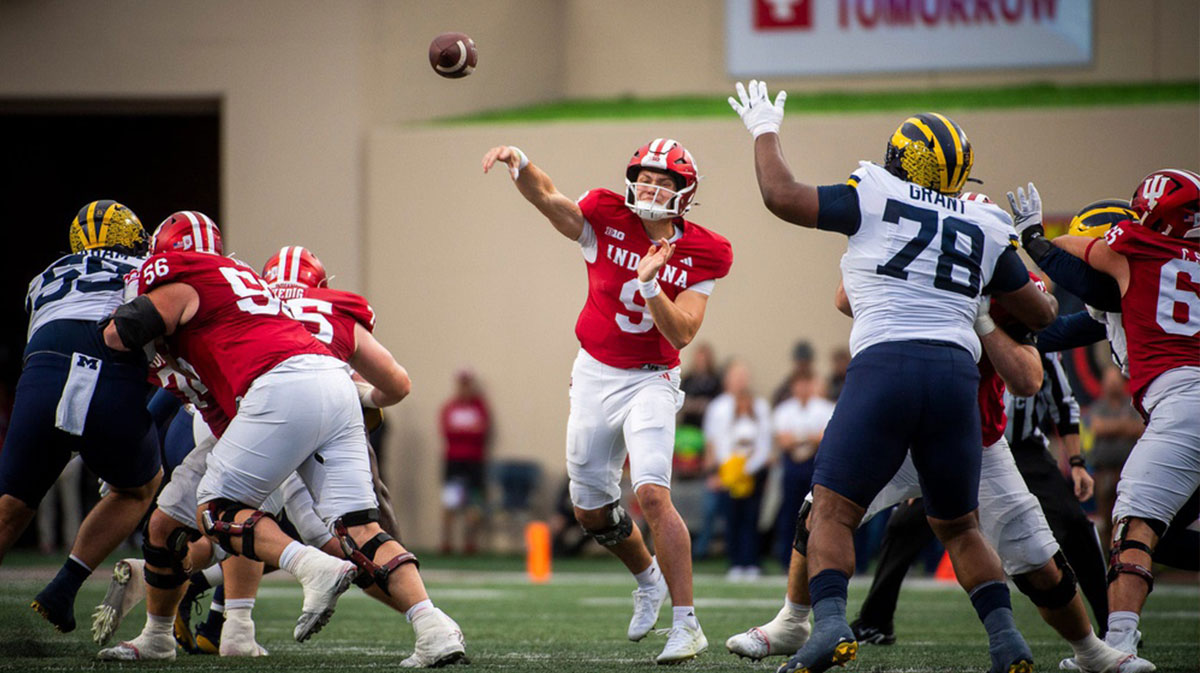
355 380 380 409
1006 182 1043 245
974 296 997 337
728 80 787 138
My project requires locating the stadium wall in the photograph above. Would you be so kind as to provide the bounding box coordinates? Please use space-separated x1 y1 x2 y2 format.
369 105 1197 545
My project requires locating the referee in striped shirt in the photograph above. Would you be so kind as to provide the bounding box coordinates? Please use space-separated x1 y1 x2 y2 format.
1004 351 1109 633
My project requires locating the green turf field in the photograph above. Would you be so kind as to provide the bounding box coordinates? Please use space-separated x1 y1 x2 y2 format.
1 553 1196 671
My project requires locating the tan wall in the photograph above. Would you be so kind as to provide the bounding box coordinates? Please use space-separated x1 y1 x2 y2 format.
368 104 1198 546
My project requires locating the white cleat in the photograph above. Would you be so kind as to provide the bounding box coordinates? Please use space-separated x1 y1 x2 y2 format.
91 558 147 645
724 605 812 660
1104 629 1142 656
96 632 177 661
628 575 669 641
656 622 708 665
1060 635 1156 673
400 608 467 668
290 547 358 642
219 612 269 657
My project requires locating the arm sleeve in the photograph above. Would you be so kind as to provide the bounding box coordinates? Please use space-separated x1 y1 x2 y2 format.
1036 245 1122 312
815 183 861 236
146 387 183 428
1036 311 1108 353
983 246 1030 294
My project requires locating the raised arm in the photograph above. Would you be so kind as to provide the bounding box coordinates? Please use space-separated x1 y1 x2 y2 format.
729 80 820 228
482 145 585 240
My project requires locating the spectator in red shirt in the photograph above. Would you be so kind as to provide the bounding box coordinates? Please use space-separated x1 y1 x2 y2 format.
440 369 491 555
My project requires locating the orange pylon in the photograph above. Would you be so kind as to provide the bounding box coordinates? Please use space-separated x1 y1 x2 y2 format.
934 551 957 582
525 520 552 584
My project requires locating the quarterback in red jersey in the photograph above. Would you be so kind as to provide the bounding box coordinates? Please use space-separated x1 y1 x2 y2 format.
1054 169 1200 660
98 214 465 666
483 139 732 663
728 274 1150 673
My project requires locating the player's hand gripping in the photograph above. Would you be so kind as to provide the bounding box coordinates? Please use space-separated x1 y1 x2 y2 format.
1072 464 1094 502
728 80 787 138
637 238 675 283
1006 182 1044 248
481 145 530 180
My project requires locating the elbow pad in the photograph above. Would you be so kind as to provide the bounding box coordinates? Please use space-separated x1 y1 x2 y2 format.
111 295 167 350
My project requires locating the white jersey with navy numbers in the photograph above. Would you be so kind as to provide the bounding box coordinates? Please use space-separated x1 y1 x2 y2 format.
841 162 1017 361
25 249 144 342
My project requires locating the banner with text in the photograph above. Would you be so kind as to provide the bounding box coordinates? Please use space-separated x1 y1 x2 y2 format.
727 0 1093 76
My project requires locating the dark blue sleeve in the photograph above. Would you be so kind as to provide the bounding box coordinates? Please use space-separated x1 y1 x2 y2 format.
983 246 1028 294
1036 311 1108 354
816 183 861 236
1037 245 1122 313
146 387 182 429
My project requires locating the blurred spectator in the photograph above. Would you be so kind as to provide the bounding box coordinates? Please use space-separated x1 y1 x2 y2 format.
36 455 83 554
770 370 834 570
1086 366 1144 543
826 347 851 402
439 369 491 555
676 343 722 477
771 340 814 405
704 361 771 580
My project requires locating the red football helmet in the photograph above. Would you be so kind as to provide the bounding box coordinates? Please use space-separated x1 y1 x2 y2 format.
624 138 699 221
959 191 993 204
261 245 328 288
152 211 222 255
1130 169 1200 240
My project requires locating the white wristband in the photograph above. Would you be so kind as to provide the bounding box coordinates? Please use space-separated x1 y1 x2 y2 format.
509 146 529 179
750 122 780 139
355 380 380 409
638 278 661 300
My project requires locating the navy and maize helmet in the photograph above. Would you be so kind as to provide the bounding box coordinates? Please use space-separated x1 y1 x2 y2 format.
884 113 974 196
1067 199 1138 239
68 200 148 255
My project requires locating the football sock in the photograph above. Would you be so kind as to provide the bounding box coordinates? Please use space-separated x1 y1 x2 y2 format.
784 597 811 620
672 606 699 630
224 598 255 611
278 541 305 574
633 557 661 591
201 563 224 588
52 555 92 596
406 599 434 623
1107 611 1139 636
146 612 174 638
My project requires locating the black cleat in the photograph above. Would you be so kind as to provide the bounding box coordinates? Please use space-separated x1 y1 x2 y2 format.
31 588 77 633
849 618 895 645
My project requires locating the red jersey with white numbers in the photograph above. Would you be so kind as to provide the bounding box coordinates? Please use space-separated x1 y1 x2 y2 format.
137 252 331 419
270 283 376 362
574 189 733 369
1103 221 1200 408
148 350 231 437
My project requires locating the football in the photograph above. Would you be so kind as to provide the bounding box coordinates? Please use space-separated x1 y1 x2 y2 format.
428 32 477 79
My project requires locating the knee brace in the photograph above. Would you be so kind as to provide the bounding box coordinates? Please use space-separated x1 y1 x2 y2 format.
201 499 272 562
142 526 201 590
1012 551 1077 610
1107 516 1161 594
582 502 633 548
334 509 419 594
792 500 813 556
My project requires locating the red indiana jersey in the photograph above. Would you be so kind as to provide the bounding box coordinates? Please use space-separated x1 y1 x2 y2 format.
148 350 231 437
977 353 1007 447
137 252 331 420
574 189 733 369
270 283 376 362
1103 221 1200 409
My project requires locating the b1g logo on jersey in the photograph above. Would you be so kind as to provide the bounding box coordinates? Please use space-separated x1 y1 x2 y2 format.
755 0 813 29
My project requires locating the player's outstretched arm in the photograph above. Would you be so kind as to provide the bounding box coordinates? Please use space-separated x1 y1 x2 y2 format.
102 283 199 351
482 145 584 240
729 80 820 228
349 322 412 408
636 238 708 349
1053 234 1130 295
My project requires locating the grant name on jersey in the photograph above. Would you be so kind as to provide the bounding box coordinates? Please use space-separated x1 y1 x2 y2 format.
909 184 965 213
